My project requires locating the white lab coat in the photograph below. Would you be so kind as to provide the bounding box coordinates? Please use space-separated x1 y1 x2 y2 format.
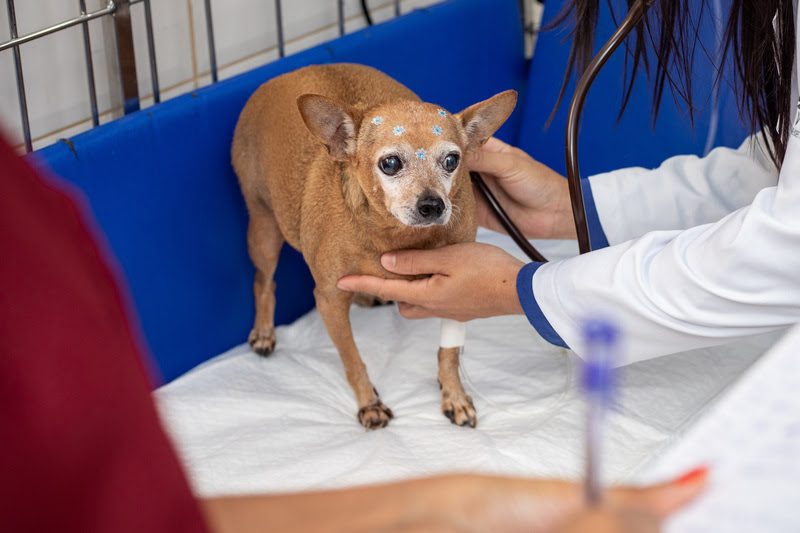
522 1 800 365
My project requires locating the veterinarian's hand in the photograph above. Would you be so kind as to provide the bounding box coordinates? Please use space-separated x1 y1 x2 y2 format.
555 508 660 533
200 468 707 533
450 469 707 533
467 137 577 240
337 242 525 321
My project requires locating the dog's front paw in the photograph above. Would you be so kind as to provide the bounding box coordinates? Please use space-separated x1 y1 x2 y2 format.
443 395 477 428
357 400 394 430
248 327 276 356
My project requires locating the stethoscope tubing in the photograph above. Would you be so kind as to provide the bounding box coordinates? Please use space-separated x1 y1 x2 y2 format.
470 171 549 262
473 0 654 262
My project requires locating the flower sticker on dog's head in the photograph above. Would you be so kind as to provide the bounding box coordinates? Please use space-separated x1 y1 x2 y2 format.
415 148 427 160
436 108 447 117
393 125 406 136
371 116 384 125
431 125 442 136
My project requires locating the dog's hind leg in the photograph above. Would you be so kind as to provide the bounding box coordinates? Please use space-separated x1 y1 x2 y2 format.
247 206 284 356
314 287 394 430
438 347 477 427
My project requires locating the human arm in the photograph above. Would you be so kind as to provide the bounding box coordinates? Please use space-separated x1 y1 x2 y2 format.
200 470 707 533
588 133 778 245
342 136 798 361
337 242 525 321
556 508 658 533
521 137 800 363
466 135 778 248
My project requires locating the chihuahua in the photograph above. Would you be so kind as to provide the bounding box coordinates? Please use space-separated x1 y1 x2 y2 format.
232 63 516 429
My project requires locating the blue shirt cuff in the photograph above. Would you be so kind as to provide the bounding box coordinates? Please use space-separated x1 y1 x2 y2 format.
516 262 569 349
581 178 610 250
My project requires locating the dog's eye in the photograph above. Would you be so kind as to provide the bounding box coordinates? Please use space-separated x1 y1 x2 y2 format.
379 156 402 176
443 153 460 172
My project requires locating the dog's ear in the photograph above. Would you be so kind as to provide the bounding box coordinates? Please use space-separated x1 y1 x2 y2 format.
455 90 517 151
297 94 361 161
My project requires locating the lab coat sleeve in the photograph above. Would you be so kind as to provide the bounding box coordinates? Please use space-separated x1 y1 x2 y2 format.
586 134 778 245
518 136 800 365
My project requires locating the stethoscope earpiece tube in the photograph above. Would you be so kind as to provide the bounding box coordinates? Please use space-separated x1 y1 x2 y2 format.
473 0 654 263
565 0 655 255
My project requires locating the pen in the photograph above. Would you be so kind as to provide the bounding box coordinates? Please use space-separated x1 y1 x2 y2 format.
582 318 618 506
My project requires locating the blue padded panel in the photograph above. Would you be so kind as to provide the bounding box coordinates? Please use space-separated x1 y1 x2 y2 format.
517 0 751 178
28 47 330 384
29 0 526 384
324 0 528 144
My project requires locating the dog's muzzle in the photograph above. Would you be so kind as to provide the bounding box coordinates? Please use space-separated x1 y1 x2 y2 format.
416 194 445 222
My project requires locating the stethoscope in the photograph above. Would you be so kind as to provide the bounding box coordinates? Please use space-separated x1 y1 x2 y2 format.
472 0 657 506
471 0 655 261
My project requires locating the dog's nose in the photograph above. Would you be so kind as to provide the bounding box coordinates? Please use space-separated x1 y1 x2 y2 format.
417 195 445 220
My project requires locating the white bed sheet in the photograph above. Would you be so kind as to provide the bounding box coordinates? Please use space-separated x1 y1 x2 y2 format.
155 230 782 497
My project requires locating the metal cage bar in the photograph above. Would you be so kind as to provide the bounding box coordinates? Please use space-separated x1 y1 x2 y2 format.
0 0 131 152
6 0 32 153
78 0 100 127
275 0 285 58
203 0 218 83
143 0 160 103
0 2 115 52
337 0 345 36
113 0 140 114
1 0 417 152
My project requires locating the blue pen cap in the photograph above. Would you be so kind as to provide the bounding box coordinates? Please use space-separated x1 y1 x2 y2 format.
582 318 619 346
582 318 619 395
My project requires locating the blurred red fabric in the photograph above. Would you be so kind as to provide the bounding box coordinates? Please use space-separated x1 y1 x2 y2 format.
0 133 209 533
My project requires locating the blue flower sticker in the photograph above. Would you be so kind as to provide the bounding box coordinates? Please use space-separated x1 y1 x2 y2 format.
393 125 406 136
416 148 427 160
436 108 447 117
371 116 384 125
431 125 442 136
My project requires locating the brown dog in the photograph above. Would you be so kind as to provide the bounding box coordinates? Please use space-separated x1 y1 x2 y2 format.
232 63 516 429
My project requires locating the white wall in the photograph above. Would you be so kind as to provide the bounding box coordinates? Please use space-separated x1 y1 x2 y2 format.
0 0 441 153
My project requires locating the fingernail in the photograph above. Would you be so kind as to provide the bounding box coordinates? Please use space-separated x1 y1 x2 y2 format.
336 279 350 291
381 252 396 269
674 466 709 486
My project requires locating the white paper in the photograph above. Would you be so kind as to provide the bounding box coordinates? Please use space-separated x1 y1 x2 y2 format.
641 324 800 532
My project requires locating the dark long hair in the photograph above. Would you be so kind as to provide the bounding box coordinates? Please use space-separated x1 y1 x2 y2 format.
550 0 795 168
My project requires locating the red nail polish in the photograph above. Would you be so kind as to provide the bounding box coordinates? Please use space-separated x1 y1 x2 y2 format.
674 466 709 486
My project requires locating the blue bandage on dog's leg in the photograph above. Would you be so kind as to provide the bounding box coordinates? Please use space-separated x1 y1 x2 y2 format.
440 318 466 351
